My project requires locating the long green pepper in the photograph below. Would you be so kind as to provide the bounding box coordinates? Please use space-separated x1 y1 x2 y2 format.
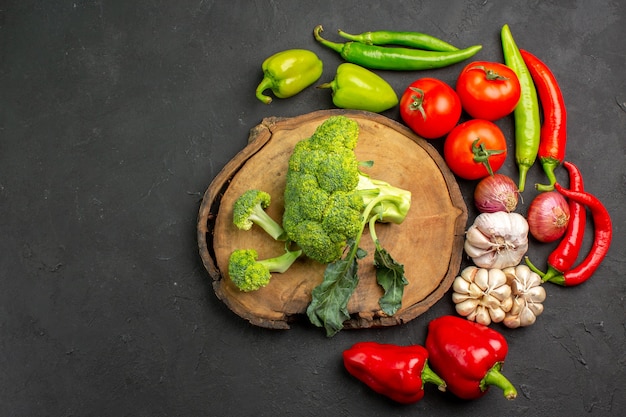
337 29 459 52
501 24 541 192
314 25 481 71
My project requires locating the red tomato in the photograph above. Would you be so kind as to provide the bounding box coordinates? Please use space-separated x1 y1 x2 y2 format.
399 78 461 139
443 119 508 180
456 61 521 121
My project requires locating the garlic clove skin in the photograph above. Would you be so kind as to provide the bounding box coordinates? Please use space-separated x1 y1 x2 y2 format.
464 212 530 269
455 298 480 316
526 286 547 303
519 305 537 327
488 306 507 323
501 264 547 328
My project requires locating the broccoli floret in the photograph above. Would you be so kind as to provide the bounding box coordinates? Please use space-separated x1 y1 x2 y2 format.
282 115 411 265
233 189 286 240
228 248 303 292
308 114 360 151
283 116 364 264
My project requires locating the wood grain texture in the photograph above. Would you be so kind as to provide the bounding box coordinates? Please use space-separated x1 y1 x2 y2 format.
198 109 468 329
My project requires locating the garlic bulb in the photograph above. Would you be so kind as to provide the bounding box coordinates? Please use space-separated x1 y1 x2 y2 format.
502 264 547 328
452 266 513 326
464 212 529 269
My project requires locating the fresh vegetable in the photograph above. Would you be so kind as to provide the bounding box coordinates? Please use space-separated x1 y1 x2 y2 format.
282 116 411 264
337 28 459 52
317 63 398 113
369 212 409 316
443 119 507 179
227 248 302 292
464 212 529 269
232 189 287 240
501 24 541 192
455 61 521 121
538 183 612 286
281 116 411 336
343 342 446 404
314 25 482 71
526 161 586 284
426 315 518 400
255 49 323 104
527 191 570 243
520 49 567 191
452 266 513 326
502 265 546 328
474 174 519 213
399 78 462 139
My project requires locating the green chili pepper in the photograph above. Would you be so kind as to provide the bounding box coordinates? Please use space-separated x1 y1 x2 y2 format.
501 24 541 192
314 25 481 71
255 49 323 104
317 63 398 113
337 29 459 52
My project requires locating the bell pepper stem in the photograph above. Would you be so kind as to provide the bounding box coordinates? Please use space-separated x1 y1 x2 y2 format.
316 81 334 90
480 362 517 400
422 360 447 392
255 76 275 104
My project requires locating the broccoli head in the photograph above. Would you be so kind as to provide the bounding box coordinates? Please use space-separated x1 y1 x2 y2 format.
232 189 286 240
283 116 364 264
228 248 303 292
282 115 412 266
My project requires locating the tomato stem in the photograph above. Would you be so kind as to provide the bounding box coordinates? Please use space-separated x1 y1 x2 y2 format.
469 65 510 81
408 87 427 120
471 138 505 176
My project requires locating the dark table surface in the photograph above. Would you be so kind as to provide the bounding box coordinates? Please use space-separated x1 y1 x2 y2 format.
2 1 625 416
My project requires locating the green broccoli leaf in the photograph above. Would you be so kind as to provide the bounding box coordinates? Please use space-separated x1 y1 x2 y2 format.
374 244 408 316
306 241 363 337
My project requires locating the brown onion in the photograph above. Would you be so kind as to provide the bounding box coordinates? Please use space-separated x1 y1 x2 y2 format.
527 191 570 243
474 174 519 213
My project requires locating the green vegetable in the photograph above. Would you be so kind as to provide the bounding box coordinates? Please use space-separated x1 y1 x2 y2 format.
255 49 323 104
337 29 459 52
228 248 302 292
282 115 411 336
233 189 287 241
314 25 481 71
317 63 399 113
370 215 408 316
501 24 541 192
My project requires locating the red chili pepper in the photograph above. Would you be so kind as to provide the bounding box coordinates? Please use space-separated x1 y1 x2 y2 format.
342 341 446 404
425 315 517 400
538 161 587 284
552 183 613 286
520 49 567 191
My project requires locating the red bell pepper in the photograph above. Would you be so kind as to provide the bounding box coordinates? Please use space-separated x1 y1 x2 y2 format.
343 341 446 404
425 315 518 400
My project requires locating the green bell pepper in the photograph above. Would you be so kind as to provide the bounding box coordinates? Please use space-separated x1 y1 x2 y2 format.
255 49 323 104
318 63 398 113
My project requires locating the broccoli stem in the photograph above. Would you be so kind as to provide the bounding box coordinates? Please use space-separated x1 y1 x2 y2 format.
258 249 303 273
249 205 287 240
356 174 411 224
343 193 395 262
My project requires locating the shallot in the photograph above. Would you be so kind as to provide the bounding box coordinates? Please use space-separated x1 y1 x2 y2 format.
527 191 570 243
474 174 519 213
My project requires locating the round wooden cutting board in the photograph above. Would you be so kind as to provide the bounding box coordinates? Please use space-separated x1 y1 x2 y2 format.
197 109 468 330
